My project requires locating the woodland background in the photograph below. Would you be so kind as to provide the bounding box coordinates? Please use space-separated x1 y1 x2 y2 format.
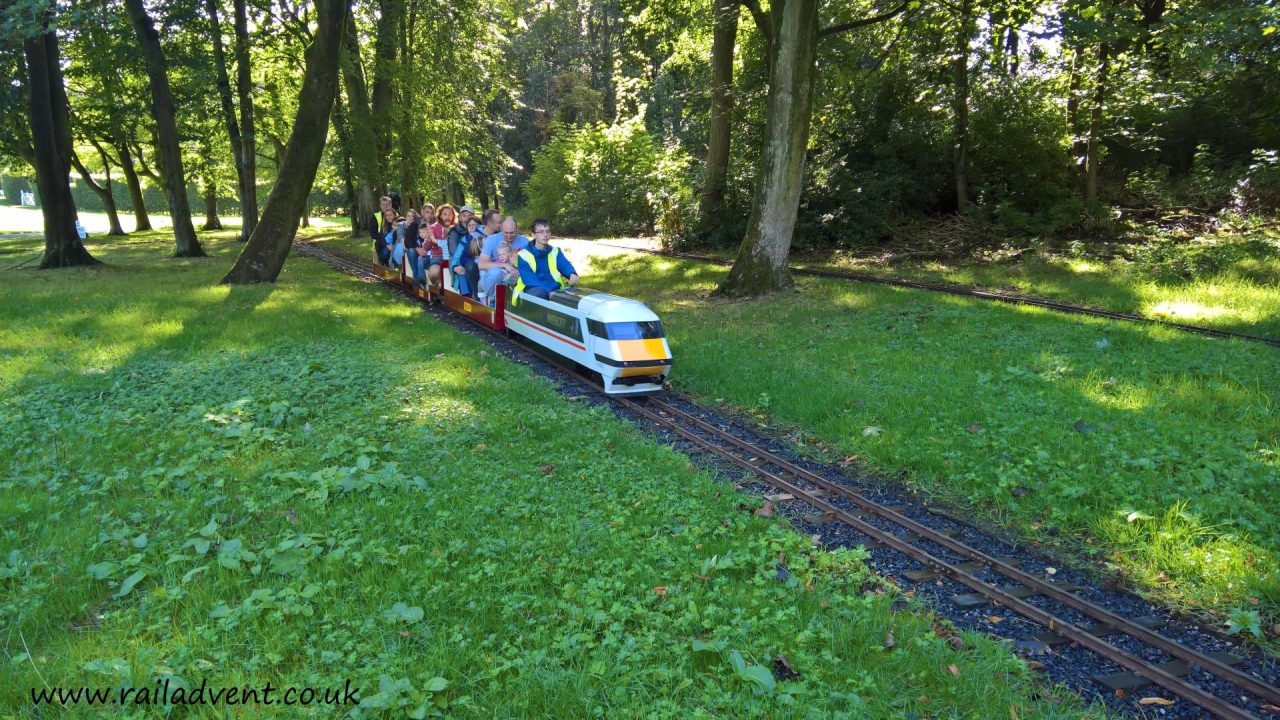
3 0 1278 253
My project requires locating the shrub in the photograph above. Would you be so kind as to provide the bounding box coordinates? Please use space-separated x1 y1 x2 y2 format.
523 117 694 237
1131 235 1280 281
1 175 33 206
1231 149 1280 215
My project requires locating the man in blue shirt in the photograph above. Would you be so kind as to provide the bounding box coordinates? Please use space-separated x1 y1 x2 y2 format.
514 219 579 300
477 216 528 299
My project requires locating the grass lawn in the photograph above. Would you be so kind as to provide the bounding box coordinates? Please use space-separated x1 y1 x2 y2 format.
510 244 1278 645
0 229 1095 718
658 224 1280 339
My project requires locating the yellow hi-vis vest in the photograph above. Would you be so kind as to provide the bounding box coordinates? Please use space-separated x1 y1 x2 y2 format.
511 246 563 306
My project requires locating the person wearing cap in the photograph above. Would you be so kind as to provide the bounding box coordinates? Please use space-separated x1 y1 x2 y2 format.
447 205 475 257
512 218 578 302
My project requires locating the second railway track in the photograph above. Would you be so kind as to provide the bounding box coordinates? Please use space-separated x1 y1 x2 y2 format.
592 242 1280 349
297 239 1280 719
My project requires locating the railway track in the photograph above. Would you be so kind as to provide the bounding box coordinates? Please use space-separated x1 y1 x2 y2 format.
296 239 1280 719
592 242 1280 348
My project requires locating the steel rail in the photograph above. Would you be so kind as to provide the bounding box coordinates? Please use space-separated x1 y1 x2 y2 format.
644 395 1280 709
593 243 1280 348
622 396 1267 720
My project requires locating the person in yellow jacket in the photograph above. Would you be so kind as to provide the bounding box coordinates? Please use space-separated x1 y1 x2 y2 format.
513 219 579 301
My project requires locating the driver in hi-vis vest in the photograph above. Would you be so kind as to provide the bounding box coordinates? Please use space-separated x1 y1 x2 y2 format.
512 218 579 302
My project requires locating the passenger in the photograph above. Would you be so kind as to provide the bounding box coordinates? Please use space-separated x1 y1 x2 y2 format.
371 196 394 264
513 219 578 301
478 208 501 241
377 208 398 266
477 216 528 300
405 220 430 285
416 221 442 287
404 208 421 240
449 219 483 297
389 215 410 269
447 204 474 257
429 205 454 274
479 241 517 304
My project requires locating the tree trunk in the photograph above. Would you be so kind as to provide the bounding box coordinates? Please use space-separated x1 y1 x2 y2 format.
1006 27 1019 75
340 16 379 235
124 0 205 257
301 197 310 228
70 152 126 236
25 27 98 267
222 0 349 284
1066 48 1083 188
716 0 819 297
331 93 360 235
116 140 153 231
1084 40 1110 204
597 3 617 121
371 0 400 181
952 0 972 210
233 0 258 238
697 0 739 241
205 0 247 238
475 174 490 211
202 182 223 230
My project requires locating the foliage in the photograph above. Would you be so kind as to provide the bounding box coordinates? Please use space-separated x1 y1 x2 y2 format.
0 231 1093 718
1130 233 1280 282
1231 150 1280 216
523 117 695 236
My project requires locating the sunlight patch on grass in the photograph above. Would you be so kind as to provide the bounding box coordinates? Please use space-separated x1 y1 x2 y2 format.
1147 299 1240 322
1065 259 1107 274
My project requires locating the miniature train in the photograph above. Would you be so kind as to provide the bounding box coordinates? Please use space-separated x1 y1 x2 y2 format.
371 248 672 396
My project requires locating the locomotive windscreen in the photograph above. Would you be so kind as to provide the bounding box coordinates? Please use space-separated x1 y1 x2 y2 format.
593 321 664 341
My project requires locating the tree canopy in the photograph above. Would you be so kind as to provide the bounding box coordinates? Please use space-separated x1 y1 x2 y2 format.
2 0 1276 287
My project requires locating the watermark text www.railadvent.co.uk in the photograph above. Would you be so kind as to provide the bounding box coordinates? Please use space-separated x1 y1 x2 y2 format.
30 678 360 708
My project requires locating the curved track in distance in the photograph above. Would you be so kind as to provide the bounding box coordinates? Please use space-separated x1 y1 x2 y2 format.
592 242 1280 348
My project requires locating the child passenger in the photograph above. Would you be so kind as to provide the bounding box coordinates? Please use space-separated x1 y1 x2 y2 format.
478 241 516 306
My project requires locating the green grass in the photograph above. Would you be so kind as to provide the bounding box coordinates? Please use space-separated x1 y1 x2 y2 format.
519 247 1279 647
0 230 1097 718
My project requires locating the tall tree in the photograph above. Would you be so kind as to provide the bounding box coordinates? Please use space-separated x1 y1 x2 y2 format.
124 0 205 257
205 0 255 240
23 19 97 268
717 0 909 296
70 148 126 236
233 0 257 236
222 0 350 284
370 0 399 186
114 139 153 231
339 14 379 234
1082 34 1109 203
952 0 973 209
697 0 740 239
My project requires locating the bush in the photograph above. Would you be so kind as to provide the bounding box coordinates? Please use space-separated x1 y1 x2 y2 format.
1 175 32 206
523 117 694 237
1131 235 1280 281
1231 149 1280 215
